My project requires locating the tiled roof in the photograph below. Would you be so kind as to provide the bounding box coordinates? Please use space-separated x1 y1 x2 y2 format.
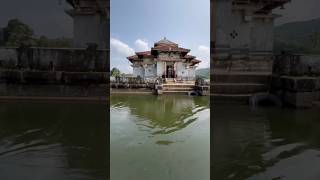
191 59 201 64
136 51 151 55
183 55 196 59
127 51 154 62
155 58 182 62
127 38 201 64
155 37 178 46
151 46 190 53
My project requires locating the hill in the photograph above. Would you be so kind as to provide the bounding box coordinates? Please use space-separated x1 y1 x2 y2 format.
274 18 320 54
195 68 210 79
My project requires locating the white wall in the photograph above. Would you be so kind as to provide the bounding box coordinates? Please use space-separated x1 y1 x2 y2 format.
133 66 144 78
188 67 196 78
156 61 165 76
144 64 157 77
176 62 192 78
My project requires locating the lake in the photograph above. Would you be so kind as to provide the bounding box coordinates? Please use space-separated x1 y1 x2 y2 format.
110 95 210 180
0 101 108 180
213 105 320 180
1 96 318 180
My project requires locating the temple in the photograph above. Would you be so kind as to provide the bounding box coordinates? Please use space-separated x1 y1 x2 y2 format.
213 0 290 73
127 38 201 81
65 0 108 49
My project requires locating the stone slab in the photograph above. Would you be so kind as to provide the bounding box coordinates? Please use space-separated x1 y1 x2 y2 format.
280 76 318 92
283 91 318 108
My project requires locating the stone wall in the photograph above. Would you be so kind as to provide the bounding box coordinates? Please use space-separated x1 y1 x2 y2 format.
110 76 155 90
273 54 320 76
271 54 320 107
0 46 108 72
215 0 275 53
0 46 108 98
214 0 277 73
213 53 274 73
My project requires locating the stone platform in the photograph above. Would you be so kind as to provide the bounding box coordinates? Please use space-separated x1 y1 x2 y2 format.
211 72 271 104
271 76 320 108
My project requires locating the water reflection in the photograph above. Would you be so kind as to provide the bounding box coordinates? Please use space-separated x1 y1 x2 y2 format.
213 105 320 180
111 95 209 135
111 95 210 180
0 101 108 180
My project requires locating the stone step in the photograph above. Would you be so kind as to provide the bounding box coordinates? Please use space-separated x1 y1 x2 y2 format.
163 87 194 91
212 73 271 84
212 83 268 94
212 93 252 104
313 101 320 108
163 91 191 95
163 84 195 88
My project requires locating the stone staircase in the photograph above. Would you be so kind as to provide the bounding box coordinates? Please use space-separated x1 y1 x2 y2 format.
212 72 271 103
162 83 195 95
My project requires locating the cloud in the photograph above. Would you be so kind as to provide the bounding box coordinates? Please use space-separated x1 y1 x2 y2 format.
110 38 135 73
110 38 135 57
194 45 210 69
134 39 149 51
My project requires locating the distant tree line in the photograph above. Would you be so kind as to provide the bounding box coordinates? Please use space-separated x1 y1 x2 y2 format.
111 67 132 77
273 18 320 55
0 19 72 48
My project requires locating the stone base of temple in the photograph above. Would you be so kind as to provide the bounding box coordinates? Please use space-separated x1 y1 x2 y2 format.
271 76 320 108
211 71 272 104
269 54 320 108
212 57 273 73
211 53 274 103
164 78 195 85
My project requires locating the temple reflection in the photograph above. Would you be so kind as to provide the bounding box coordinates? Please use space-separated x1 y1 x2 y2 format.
111 95 209 135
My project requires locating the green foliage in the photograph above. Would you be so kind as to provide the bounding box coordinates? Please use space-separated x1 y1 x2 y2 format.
111 67 121 77
4 19 34 46
274 18 320 54
195 68 210 79
1 18 72 48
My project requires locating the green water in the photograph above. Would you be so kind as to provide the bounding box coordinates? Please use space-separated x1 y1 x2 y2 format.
213 105 320 180
1 96 318 180
0 101 108 180
110 95 210 180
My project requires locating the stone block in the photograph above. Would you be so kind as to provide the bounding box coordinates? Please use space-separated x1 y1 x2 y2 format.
62 72 107 84
270 76 282 90
317 78 320 90
283 91 318 108
281 76 318 92
0 70 22 83
23 71 58 84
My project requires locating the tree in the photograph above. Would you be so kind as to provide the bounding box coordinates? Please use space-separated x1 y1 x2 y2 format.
4 19 34 46
111 67 121 77
36 35 50 47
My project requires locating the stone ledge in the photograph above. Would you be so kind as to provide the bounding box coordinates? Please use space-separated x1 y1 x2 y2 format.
0 70 108 85
280 76 319 92
283 91 318 108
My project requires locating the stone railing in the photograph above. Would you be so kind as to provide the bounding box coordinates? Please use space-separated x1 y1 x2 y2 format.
273 54 320 76
110 76 155 89
0 44 108 72
0 44 109 97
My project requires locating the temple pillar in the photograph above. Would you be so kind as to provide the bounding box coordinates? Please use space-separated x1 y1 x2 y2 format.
66 0 108 49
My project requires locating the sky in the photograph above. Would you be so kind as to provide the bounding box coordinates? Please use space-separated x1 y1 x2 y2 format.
0 0 73 38
110 0 210 73
274 0 320 25
0 0 320 73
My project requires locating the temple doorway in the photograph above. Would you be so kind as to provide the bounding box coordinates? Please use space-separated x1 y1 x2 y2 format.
166 65 175 78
